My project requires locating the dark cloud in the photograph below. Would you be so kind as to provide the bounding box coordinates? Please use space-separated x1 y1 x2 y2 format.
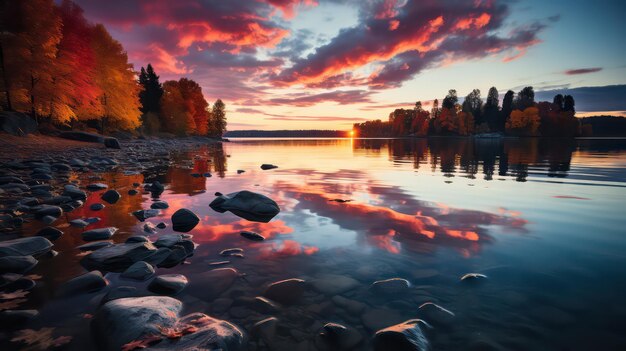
564 67 603 75
535 84 626 112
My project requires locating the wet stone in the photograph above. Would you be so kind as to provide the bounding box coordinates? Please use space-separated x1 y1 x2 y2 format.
171 208 200 232
36 226 63 241
82 227 118 241
101 189 121 204
370 278 411 294
0 255 38 274
209 190 280 223
132 209 160 222
150 201 169 209
148 274 188 296
77 241 113 251
264 278 306 305
58 271 108 297
120 261 155 281
372 319 431 351
312 274 360 295
0 236 53 257
90 203 105 211
240 230 265 241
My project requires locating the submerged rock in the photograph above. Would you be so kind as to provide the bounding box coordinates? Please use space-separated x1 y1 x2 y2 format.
0 236 53 257
252 317 277 344
150 201 169 209
82 227 118 241
316 322 363 351
370 278 411 294
264 278 306 305
36 226 63 241
132 209 160 222
372 319 431 351
171 208 200 232
260 164 278 170
209 190 280 223
417 302 455 327
460 273 488 282
188 268 239 300
240 231 265 241
312 274 359 295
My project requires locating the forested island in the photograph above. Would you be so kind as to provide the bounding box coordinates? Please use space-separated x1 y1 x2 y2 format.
0 0 226 138
354 87 624 138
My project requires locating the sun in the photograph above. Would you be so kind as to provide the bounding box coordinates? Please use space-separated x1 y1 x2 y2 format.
349 130 355 137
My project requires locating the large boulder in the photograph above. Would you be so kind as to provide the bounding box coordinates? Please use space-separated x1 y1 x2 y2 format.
209 190 280 223
264 278 306 305
59 131 104 143
0 112 37 136
103 137 121 149
0 255 38 274
57 271 108 297
92 296 245 351
80 241 158 272
0 237 53 257
372 319 431 351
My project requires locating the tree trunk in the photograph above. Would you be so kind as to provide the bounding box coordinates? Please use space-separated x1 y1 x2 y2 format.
0 42 12 111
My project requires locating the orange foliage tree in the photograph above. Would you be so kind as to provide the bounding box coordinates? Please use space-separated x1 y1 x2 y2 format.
178 78 209 135
506 107 540 136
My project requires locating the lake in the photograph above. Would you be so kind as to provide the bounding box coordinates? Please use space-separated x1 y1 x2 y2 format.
2 137 626 350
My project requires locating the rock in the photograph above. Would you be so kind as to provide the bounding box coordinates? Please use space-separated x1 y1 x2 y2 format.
372 319 431 351
260 164 278 170
156 222 167 229
132 209 160 221
0 236 53 257
0 309 39 329
82 227 118 241
417 302 455 327
80 241 158 272
70 219 90 228
171 208 200 232
240 231 265 241
93 297 245 351
143 247 171 266
32 204 62 219
148 274 188 295
77 241 113 251
90 203 105 211
128 189 138 195
36 226 63 241
104 137 121 149
220 248 244 257
0 255 38 274
125 236 149 243
331 295 366 314
250 296 280 314
41 215 57 225
62 185 87 200
145 181 165 193
312 274 359 295
0 111 38 136
188 268 239 300
101 189 121 204
150 201 169 209
157 244 191 268
100 286 140 305
154 234 183 248
361 308 405 332
143 222 157 234
252 317 277 344
237 170 245 174
92 296 182 351
316 322 363 350
460 273 488 282
370 278 411 294
86 183 108 191
59 131 104 143
120 261 154 281
0 176 24 185
209 190 280 223
58 271 108 297
264 278 306 305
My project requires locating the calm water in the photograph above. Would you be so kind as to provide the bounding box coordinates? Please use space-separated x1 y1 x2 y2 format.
7 138 626 350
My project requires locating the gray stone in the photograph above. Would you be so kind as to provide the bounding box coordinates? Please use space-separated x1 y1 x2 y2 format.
316 322 363 351
252 317 277 344
372 319 431 351
100 286 140 305
371 278 411 294
70 219 90 228
62 185 87 200
58 271 108 297
150 201 169 209
86 183 108 191
143 222 157 234
36 226 63 241
0 255 38 274
120 261 155 281
148 274 188 295
171 208 200 232
90 203 105 211
417 302 455 327
132 209 160 222
188 268 239 300
154 234 183 248
80 241 158 272
104 137 121 149
59 131 104 143
32 204 62 219
240 231 265 241
77 241 114 251
0 236 53 257
209 190 280 223
82 227 118 241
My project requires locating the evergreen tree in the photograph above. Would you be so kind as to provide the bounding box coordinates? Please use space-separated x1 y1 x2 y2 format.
563 95 575 112
514 86 535 110
501 90 514 126
553 94 564 110
484 86 500 131
462 89 482 124
442 89 457 109
139 63 163 115
211 99 227 137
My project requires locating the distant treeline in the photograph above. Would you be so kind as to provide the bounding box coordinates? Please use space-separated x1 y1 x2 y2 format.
225 130 346 138
580 116 626 137
0 0 226 136
354 87 586 137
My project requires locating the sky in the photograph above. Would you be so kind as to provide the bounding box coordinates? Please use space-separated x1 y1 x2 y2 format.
73 0 626 130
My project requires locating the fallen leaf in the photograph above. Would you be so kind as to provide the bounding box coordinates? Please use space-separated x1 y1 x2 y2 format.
0 289 29 300
11 327 72 350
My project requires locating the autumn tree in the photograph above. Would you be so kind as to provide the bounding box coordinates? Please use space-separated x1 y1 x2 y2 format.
91 24 141 131
506 107 540 136
442 89 458 109
553 94 564 110
210 99 227 137
462 89 482 125
411 101 430 136
161 80 192 135
178 78 208 135
514 86 535 110
0 0 62 119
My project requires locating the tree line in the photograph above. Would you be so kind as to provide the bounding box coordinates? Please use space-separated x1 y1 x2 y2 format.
354 86 581 137
0 0 226 136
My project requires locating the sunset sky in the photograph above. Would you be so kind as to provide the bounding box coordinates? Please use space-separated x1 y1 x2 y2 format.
73 0 626 130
